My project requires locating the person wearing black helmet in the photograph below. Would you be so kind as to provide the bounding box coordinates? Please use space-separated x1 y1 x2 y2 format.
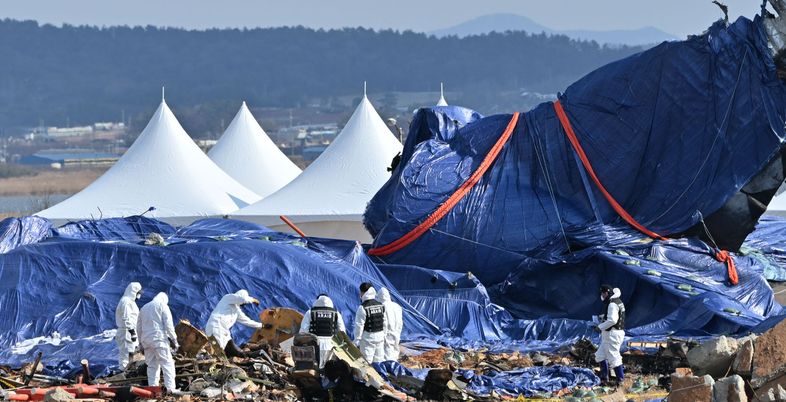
594 284 626 385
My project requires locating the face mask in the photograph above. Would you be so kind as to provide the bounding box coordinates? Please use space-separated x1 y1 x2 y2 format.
600 295 605 301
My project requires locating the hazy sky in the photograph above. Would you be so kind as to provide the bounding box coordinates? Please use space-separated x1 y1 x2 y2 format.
0 0 768 37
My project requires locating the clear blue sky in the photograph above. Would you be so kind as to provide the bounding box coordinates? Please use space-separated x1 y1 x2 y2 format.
0 0 767 37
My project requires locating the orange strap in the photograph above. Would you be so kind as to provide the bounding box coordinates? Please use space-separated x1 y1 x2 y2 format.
553 100 666 241
554 100 740 284
368 112 521 256
715 250 739 285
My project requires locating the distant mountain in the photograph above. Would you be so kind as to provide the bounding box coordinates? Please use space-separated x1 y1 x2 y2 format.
430 13 678 46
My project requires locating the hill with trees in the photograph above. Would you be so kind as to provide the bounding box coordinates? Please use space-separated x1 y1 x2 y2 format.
0 19 644 135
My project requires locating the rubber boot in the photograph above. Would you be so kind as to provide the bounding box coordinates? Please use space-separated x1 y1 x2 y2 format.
599 361 609 384
613 364 625 384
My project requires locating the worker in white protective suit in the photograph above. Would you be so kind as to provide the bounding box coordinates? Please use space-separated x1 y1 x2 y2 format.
594 284 625 385
138 292 179 392
353 282 386 363
376 287 403 361
204 290 263 358
299 294 347 367
115 282 142 370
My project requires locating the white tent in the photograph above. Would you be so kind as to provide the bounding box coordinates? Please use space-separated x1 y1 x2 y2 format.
208 102 301 198
37 99 261 225
231 94 402 241
436 82 448 106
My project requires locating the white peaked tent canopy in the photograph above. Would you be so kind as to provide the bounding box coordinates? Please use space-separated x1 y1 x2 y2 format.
208 102 301 198
37 100 261 225
436 83 448 106
231 94 403 241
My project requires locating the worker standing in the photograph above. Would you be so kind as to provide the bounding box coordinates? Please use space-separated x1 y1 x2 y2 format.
594 284 626 385
138 292 179 393
205 289 263 358
376 287 403 361
299 294 346 367
115 282 142 370
353 282 386 363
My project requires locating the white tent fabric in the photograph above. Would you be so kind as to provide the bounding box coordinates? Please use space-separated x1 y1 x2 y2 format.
231 95 402 241
208 102 301 198
436 83 448 106
37 100 261 225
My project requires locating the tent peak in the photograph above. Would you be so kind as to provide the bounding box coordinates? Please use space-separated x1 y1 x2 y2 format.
363 81 367 99
161 86 165 102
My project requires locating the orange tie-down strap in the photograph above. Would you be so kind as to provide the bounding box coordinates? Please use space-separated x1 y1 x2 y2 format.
552 100 738 284
367 112 521 256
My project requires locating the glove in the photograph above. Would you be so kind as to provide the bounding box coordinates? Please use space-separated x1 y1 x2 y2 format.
129 329 137 343
593 326 602 333
251 298 260 306
169 338 179 351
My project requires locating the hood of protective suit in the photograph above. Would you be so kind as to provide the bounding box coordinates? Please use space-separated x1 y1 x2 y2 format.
361 286 377 302
611 288 622 299
123 282 142 299
313 295 334 308
376 287 391 303
233 289 256 304
153 292 168 305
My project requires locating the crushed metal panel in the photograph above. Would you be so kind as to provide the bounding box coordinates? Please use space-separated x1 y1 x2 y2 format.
175 319 210 358
250 308 304 346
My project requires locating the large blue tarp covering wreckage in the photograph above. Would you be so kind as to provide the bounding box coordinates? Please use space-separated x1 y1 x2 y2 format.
366 15 786 283
2 13 786 397
364 15 786 339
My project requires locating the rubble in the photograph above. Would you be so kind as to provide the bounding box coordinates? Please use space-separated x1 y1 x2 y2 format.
751 318 786 388
733 337 755 378
714 375 747 402
43 387 75 402
687 335 739 378
759 384 786 402
669 370 714 402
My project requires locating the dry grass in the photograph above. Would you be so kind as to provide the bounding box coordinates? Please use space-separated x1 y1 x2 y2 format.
0 168 106 197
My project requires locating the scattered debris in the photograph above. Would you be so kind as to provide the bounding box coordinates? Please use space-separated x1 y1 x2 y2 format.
714 374 747 402
687 335 739 378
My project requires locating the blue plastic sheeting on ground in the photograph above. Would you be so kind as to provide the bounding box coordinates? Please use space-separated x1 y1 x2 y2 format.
379 264 509 340
490 238 782 337
0 217 439 376
54 216 177 242
374 361 598 397
0 216 52 254
365 16 786 286
742 215 786 281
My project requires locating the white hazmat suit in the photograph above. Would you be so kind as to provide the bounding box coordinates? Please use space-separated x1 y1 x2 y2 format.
115 282 142 369
205 290 262 350
595 288 625 368
376 288 403 361
299 295 346 367
138 292 179 391
353 286 386 363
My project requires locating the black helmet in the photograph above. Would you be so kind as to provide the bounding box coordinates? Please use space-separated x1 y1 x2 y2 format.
599 284 614 294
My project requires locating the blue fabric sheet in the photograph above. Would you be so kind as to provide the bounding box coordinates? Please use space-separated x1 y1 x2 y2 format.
365 16 786 286
0 217 439 377
742 215 786 281
374 361 598 397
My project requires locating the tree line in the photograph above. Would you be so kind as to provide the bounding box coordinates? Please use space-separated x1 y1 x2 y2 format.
0 19 643 134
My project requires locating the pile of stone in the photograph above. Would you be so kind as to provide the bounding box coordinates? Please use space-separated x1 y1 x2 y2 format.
668 317 786 402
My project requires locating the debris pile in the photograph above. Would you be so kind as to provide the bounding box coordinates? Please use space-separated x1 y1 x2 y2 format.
667 317 786 401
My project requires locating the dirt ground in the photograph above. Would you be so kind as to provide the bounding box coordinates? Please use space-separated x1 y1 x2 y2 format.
0 167 105 197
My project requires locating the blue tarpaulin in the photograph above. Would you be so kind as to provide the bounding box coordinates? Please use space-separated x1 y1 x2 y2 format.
374 361 598 397
742 215 786 281
0 216 439 376
365 16 786 286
